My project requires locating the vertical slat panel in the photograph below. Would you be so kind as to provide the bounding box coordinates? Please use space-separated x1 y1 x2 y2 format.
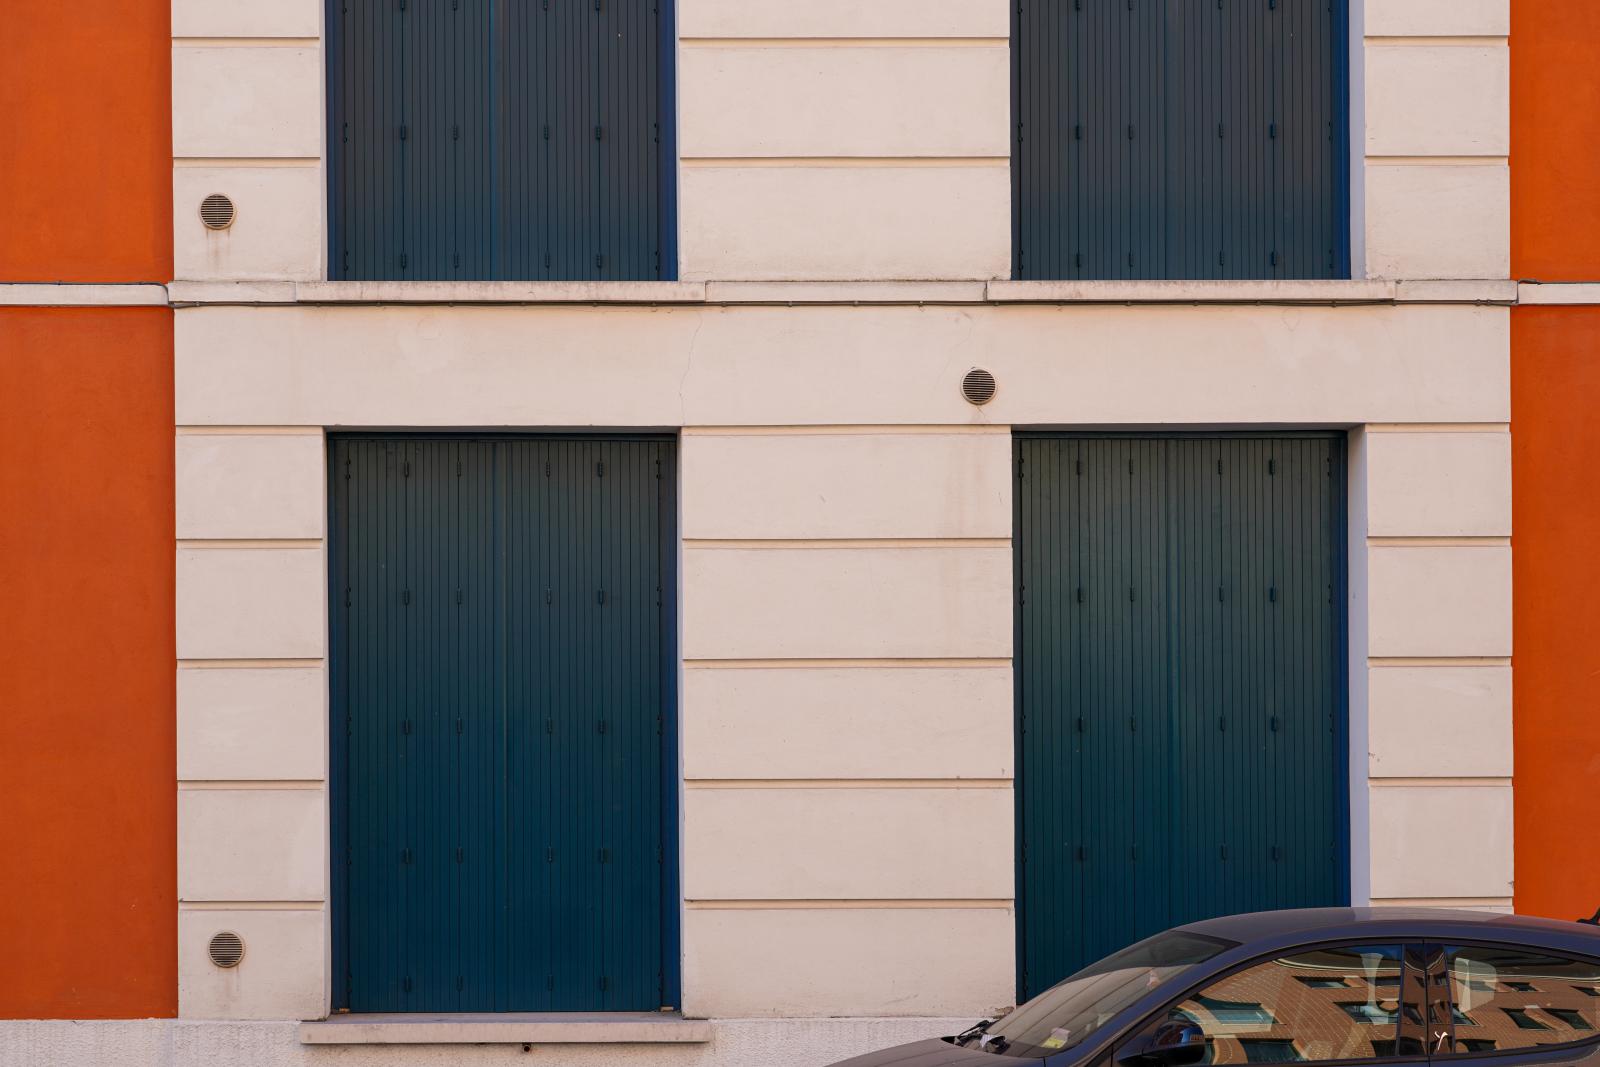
333 436 673 1012
1016 435 1346 998
329 0 670 280
1015 0 1348 280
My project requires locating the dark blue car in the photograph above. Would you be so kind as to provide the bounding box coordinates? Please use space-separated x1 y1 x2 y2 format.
828 908 1600 1067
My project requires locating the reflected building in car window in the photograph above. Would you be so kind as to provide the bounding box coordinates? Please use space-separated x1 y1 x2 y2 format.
1168 945 1600 1065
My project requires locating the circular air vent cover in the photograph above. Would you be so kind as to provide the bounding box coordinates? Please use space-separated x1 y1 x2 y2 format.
208 930 245 968
962 368 997 406
199 194 236 231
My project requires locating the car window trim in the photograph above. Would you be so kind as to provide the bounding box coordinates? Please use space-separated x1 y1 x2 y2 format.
1426 938 1600 1062
1107 937 1431 1067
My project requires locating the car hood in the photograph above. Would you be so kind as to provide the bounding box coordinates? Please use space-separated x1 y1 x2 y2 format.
826 1036 1022 1066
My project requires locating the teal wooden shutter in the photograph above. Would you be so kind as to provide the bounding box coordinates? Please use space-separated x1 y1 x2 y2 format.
330 436 678 1012
1013 0 1350 280
327 0 674 281
1014 435 1348 999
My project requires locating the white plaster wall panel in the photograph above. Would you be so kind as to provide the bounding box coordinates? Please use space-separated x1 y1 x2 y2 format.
683 666 1013 779
1365 432 1511 537
680 0 1010 39
178 668 327 781
178 306 701 428
684 787 1012 900
178 909 326 1020
172 47 322 158
176 434 326 540
681 433 1012 540
1366 546 1512 657
172 0 321 37
683 908 1013 1018
683 547 1011 659
178 789 326 901
680 47 1009 159
1368 784 1513 898
1367 666 1511 778
1365 46 1508 157
175 304 1508 427
1365 165 1509 279
173 168 324 281
679 166 1010 281
1364 0 1508 37
176 548 326 660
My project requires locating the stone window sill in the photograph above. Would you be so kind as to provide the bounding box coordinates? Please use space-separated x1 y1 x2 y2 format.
9 277 1532 309
298 1012 712 1045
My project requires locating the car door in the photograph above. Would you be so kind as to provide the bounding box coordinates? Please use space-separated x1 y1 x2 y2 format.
1426 942 1600 1067
1109 942 1429 1067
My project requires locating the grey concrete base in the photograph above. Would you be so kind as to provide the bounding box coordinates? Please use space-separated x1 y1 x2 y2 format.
299 1012 713 1044
0 1016 971 1067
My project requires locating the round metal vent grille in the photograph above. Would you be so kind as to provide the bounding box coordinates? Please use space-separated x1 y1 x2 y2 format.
208 930 245 968
962 368 997 406
199 194 236 231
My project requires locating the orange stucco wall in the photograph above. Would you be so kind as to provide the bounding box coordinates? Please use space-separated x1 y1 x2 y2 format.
1510 4 1600 921
1510 309 1600 921
1511 5 1600 280
0 1 171 282
0 309 176 1017
0 0 176 1019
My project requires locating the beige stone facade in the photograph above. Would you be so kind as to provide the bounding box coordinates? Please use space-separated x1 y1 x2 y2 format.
151 0 1519 1062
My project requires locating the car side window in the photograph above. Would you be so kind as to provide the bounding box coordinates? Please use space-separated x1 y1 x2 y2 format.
1439 944 1600 1055
1151 945 1422 1064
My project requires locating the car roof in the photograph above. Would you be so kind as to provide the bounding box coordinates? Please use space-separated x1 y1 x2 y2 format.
1176 906 1600 956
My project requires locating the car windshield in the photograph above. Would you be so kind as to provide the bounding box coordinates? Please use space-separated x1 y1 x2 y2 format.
964 929 1237 1058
